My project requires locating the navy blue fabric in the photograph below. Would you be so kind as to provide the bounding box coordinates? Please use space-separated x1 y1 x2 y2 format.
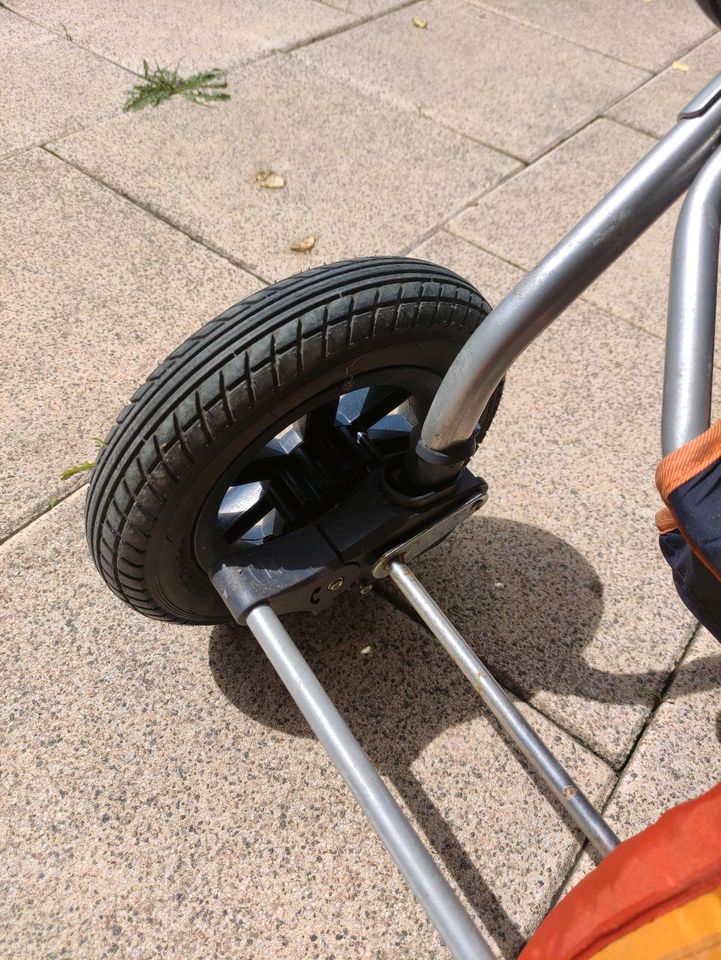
662 456 721 641
668 459 721 564
659 529 721 641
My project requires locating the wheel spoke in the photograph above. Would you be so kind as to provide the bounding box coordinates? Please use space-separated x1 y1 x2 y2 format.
222 493 274 543
350 386 409 432
233 431 302 484
301 398 340 442
220 384 414 545
366 412 414 456
265 508 286 538
218 481 264 528
337 387 370 425
366 412 413 437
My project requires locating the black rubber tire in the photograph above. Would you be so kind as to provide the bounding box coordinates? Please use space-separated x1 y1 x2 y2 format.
86 257 502 624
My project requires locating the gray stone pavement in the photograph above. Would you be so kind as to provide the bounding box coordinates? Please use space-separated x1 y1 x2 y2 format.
0 149 260 541
1 1 720 957
52 54 517 281
0 9 130 158
5 0 355 73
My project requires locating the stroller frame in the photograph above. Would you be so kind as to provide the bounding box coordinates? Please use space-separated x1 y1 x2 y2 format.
218 72 721 959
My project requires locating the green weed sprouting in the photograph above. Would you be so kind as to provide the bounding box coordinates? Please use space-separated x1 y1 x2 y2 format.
60 461 94 480
124 61 230 112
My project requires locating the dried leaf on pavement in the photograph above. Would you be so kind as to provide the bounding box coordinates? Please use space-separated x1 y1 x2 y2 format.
255 171 286 189
291 234 317 252
412 18 428 29
671 61 689 72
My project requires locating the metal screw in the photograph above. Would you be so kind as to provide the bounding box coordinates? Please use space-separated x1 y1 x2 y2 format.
327 577 344 592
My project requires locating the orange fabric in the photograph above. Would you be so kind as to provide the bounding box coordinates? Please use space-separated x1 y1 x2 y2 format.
520 783 721 960
656 506 677 534
656 419 721 501
593 887 721 960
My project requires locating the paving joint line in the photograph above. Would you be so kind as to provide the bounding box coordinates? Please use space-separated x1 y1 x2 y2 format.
295 0 673 172
433 27 711 173
438 227 721 369
414 109 528 164
7 102 136 162
399 161 526 257
41 146 274 287
288 1 652 169
600 30 721 138
286 45 530 166
599 619 701 792
526 88 655 163
517 73 658 164
2 2 142 78
0 481 88 549
465 0 713 75
546 619 703 912
313 0 416 12
374 577 616 770
602 114 664 142
405 104 658 256
512 86 657 168
427 113 620 245
282 0 421 53
3 0 401 87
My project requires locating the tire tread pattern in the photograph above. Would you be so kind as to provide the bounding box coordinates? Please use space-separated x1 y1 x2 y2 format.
86 257 498 622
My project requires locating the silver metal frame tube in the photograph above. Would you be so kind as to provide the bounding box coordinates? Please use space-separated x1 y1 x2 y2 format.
662 145 721 455
245 604 495 960
388 562 619 858
421 83 721 453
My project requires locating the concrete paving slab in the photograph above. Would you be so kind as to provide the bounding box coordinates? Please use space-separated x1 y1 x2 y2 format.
562 627 721 893
0 491 614 959
609 31 721 138
408 232 696 767
449 118 721 353
0 4 49 42
0 149 259 543
5 0 353 74
0 9 130 158
467 0 714 72
324 0 402 14
296 0 647 163
601 628 721 835
52 54 517 283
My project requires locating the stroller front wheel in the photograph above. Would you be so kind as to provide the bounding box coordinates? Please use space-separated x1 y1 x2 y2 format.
85 256 502 624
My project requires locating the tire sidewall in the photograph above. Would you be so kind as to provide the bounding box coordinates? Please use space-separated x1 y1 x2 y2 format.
144 335 467 622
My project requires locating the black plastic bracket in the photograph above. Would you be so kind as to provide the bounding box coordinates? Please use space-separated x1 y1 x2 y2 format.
209 461 487 624
398 427 480 492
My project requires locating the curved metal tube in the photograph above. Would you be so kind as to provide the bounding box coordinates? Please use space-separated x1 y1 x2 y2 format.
420 87 721 454
662 145 721 455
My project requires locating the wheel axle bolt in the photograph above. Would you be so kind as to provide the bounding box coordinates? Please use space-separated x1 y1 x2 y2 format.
328 577 344 592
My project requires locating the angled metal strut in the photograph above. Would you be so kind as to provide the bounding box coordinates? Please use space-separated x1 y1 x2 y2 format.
241 564 618 960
